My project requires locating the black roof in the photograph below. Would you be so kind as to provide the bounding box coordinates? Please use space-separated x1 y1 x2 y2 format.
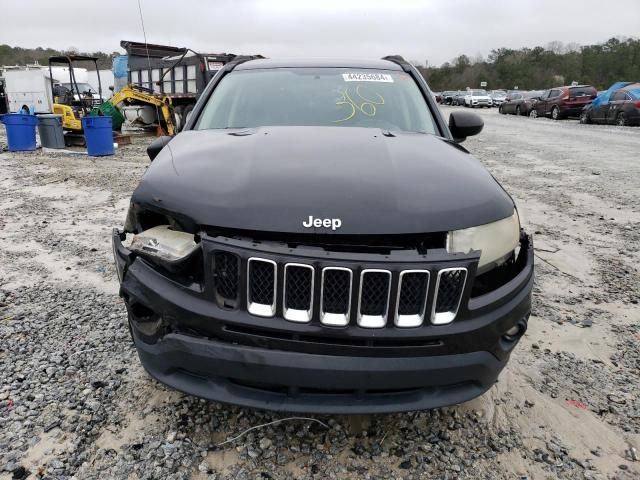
120 40 186 58
235 58 404 71
48 55 99 64
120 40 232 59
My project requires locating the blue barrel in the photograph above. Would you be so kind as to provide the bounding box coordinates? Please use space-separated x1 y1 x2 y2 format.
0 113 38 151
82 116 114 156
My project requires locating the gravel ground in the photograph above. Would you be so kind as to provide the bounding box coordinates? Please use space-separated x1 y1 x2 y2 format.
0 110 639 480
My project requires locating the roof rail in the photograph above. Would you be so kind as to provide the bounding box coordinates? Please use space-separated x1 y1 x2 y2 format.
381 55 412 72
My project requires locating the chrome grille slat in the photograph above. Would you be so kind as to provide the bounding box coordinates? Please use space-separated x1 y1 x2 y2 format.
320 267 353 326
283 263 314 323
357 269 391 329
395 270 430 328
247 258 277 317
431 267 467 325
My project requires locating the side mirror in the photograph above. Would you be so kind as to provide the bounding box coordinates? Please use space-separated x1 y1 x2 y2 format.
147 136 172 161
449 111 483 143
109 85 115 92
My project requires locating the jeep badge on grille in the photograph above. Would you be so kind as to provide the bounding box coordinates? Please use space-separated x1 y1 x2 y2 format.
303 216 342 231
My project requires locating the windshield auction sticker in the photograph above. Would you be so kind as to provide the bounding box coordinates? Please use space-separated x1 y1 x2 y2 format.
342 73 394 83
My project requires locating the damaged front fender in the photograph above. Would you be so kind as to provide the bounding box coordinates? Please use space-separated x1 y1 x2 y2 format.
112 228 133 283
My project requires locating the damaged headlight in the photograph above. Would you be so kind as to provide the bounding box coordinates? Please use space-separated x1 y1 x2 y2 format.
129 225 199 267
448 210 520 273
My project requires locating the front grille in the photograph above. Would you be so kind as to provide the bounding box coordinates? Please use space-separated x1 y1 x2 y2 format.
213 251 468 328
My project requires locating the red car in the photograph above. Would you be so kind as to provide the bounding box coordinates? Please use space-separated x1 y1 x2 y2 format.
529 85 597 120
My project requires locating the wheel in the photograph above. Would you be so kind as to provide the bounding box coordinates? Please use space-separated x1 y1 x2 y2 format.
616 112 627 126
579 110 591 124
551 106 560 120
529 109 538 119
515 105 521 116
173 105 184 131
498 105 505 114
180 105 194 131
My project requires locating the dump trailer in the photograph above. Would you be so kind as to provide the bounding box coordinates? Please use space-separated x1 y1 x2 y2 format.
120 40 236 129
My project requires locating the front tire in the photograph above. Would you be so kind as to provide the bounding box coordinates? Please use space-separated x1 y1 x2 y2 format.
499 105 505 114
516 105 521 116
579 110 591 124
551 106 560 120
173 105 184 132
616 112 627 126
529 109 538 119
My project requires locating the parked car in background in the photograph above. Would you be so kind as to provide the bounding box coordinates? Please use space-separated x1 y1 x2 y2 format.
433 91 442 103
580 82 640 126
529 85 597 120
489 90 507 107
465 89 492 108
453 90 468 106
441 91 457 105
499 91 543 116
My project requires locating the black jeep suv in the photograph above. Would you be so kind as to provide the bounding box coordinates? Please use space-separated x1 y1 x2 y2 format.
113 56 534 414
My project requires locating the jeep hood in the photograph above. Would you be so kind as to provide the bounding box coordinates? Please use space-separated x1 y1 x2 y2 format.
132 126 514 235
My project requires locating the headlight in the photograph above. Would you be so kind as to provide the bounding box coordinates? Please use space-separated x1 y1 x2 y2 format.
129 225 198 265
447 210 520 272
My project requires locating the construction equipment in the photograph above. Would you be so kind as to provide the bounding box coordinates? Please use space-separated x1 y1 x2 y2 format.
49 55 103 131
101 84 176 136
49 55 175 136
120 40 236 130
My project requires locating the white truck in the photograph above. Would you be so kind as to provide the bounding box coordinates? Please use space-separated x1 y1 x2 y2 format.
3 66 100 113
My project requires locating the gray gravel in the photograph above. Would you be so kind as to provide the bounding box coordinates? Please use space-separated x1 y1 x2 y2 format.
1 111 639 479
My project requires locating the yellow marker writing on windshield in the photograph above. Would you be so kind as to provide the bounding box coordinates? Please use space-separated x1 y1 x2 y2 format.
334 86 385 123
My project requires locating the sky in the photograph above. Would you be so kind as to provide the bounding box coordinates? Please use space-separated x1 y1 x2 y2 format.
2 0 639 66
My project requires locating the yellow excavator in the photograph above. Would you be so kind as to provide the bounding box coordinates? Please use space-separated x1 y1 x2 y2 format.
106 85 176 136
49 55 176 136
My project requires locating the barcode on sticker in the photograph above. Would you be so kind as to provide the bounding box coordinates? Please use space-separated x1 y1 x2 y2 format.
342 73 394 83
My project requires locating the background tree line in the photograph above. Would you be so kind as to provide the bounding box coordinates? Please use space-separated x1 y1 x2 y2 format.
2 37 639 90
416 37 640 91
0 45 116 70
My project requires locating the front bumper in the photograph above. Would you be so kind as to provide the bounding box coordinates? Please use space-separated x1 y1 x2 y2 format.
113 231 534 414
470 100 492 107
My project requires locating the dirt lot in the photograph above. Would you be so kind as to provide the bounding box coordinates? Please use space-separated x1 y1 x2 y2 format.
0 109 639 480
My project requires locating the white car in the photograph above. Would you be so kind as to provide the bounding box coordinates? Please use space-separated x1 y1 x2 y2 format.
489 90 507 107
465 89 493 108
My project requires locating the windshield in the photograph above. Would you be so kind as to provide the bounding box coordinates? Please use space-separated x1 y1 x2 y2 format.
62 83 94 93
471 90 487 96
195 68 437 134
